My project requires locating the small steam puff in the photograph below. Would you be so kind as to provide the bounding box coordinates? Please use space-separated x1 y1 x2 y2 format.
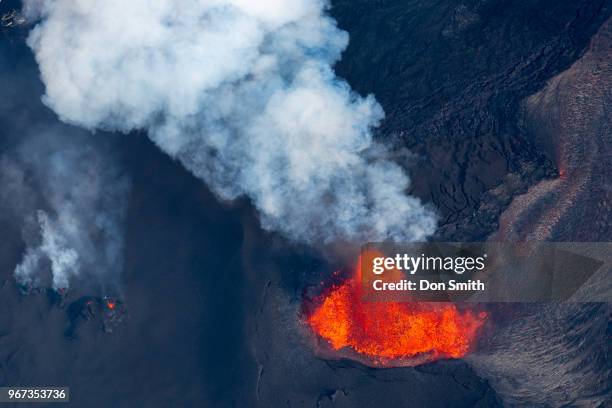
1 130 130 291
24 0 437 244
15 211 79 290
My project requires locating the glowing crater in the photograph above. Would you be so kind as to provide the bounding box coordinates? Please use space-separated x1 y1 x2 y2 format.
305 253 487 366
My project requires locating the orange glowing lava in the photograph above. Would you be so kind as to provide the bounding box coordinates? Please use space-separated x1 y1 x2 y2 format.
306 252 487 365
106 301 116 310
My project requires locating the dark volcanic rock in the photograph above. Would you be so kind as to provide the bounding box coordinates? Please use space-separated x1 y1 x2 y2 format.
494 16 612 242
332 0 611 240
477 17 612 406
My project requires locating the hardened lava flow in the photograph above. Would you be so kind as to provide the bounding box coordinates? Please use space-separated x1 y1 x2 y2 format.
303 253 487 367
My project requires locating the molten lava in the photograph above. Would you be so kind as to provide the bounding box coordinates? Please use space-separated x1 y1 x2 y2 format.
306 253 487 366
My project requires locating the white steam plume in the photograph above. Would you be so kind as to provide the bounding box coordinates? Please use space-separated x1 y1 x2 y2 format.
23 0 437 244
0 129 130 291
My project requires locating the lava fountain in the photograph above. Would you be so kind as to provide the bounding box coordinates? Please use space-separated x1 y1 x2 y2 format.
304 251 488 367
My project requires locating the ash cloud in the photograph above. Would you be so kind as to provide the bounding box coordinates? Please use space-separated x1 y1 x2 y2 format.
0 126 130 292
22 0 437 245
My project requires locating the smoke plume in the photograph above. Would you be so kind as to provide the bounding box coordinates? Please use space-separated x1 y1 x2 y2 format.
0 126 130 291
23 0 437 244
